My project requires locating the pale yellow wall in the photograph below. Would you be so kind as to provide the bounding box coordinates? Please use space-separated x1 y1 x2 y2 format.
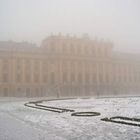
0 36 140 97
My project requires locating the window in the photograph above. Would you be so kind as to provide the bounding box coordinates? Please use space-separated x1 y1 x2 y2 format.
99 73 103 83
43 62 47 71
70 43 74 53
17 88 21 93
26 74 30 83
77 45 81 54
50 42 55 52
62 43 66 52
92 73 96 83
85 73 90 84
98 48 102 56
3 88 8 96
92 46 95 55
25 60 31 73
3 59 9 72
71 73 75 83
3 73 8 83
104 48 108 57
16 59 21 71
63 72 67 83
84 46 88 54
106 74 109 83
35 88 39 96
16 74 21 83
43 75 47 83
34 74 39 83
50 72 55 84
34 61 40 72
78 73 82 83
26 88 30 97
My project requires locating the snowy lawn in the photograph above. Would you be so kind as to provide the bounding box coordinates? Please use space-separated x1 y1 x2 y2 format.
0 97 140 140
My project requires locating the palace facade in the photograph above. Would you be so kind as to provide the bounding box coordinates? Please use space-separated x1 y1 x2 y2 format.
0 34 140 97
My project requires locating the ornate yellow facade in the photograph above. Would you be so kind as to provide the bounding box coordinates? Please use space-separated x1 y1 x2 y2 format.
0 34 140 97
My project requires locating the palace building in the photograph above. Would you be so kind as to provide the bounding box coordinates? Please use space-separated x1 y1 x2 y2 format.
0 34 140 97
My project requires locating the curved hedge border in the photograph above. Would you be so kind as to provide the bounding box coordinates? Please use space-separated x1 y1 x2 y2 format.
24 98 75 113
35 103 74 113
24 102 63 113
71 111 101 117
101 116 140 127
25 98 102 116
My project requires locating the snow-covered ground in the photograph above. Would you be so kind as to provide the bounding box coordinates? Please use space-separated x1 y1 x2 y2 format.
0 97 140 140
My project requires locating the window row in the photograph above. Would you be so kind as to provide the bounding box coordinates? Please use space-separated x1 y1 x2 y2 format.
47 42 110 57
0 72 140 84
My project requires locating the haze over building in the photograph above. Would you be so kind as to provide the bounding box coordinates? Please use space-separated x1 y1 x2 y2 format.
0 34 140 97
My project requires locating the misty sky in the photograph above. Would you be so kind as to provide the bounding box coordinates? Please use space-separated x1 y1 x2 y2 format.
0 0 140 53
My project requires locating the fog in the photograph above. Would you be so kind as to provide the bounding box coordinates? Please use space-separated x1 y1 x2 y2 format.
0 0 140 53
1 2 140 138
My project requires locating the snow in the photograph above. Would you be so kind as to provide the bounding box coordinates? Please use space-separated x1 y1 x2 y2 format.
0 97 140 140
